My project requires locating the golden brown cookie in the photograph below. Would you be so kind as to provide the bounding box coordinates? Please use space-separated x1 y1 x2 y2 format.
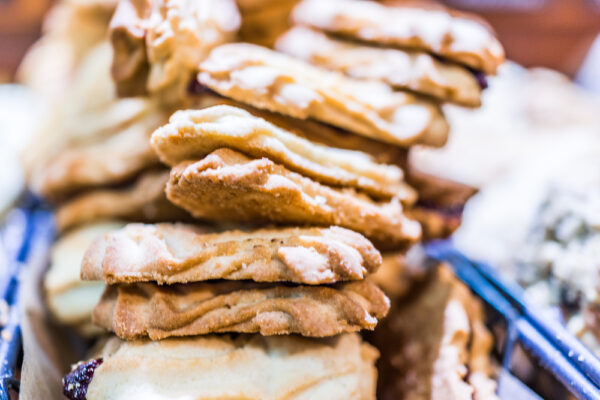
55 169 189 232
276 26 482 107
197 43 448 147
183 93 412 168
45 222 124 327
292 0 505 74
28 105 166 200
373 266 498 400
66 333 378 400
110 0 240 102
93 280 389 339
151 105 412 200
166 148 422 249
82 223 381 285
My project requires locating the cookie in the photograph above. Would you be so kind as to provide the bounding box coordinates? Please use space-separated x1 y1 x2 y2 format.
92 280 389 339
374 266 498 400
64 333 377 400
55 169 189 232
28 107 166 200
82 223 381 285
166 148 422 249
197 43 448 147
276 26 482 107
151 105 412 200
292 0 504 74
110 0 240 102
44 221 124 326
184 93 412 168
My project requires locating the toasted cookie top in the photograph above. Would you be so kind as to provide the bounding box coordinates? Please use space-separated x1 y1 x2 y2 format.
92 280 389 339
197 43 448 147
151 105 412 199
292 0 505 74
82 223 381 285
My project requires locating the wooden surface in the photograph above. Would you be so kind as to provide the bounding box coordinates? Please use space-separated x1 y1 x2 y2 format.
0 0 52 81
444 0 600 76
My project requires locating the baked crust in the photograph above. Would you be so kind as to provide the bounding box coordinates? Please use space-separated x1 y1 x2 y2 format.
197 43 448 147
166 148 422 250
151 105 412 200
93 280 390 339
276 26 482 107
44 222 124 325
374 266 498 400
55 169 189 232
82 223 381 285
29 105 166 200
81 333 378 400
110 0 240 102
292 0 505 74
183 93 412 169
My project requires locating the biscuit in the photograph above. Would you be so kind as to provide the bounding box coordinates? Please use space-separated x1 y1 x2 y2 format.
55 169 189 232
151 105 412 200
166 148 422 249
374 266 498 400
64 333 377 400
92 280 389 339
292 0 505 74
110 0 240 101
44 221 124 326
198 43 448 147
276 26 482 107
28 107 166 200
82 223 381 285
184 93 412 168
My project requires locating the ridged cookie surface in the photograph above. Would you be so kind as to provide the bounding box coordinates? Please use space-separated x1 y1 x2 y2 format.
292 0 504 74
197 43 448 147
93 280 390 339
29 108 165 200
151 105 412 199
82 223 381 284
166 148 422 249
110 0 240 101
276 26 482 107
55 169 189 232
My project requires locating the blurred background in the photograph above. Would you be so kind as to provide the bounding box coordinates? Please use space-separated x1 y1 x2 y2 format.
2 0 600 85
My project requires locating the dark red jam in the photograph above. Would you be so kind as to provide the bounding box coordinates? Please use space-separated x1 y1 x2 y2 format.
62 358 103 400
472 70 488 90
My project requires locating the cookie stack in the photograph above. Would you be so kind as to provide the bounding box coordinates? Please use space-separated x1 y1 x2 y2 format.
29 0 241 334
277 0 504 108
56 0 506 399
62 91 414 397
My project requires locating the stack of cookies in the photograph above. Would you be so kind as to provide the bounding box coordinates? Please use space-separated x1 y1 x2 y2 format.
42 0 507 399
25 0 241 334
276 0 504 108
